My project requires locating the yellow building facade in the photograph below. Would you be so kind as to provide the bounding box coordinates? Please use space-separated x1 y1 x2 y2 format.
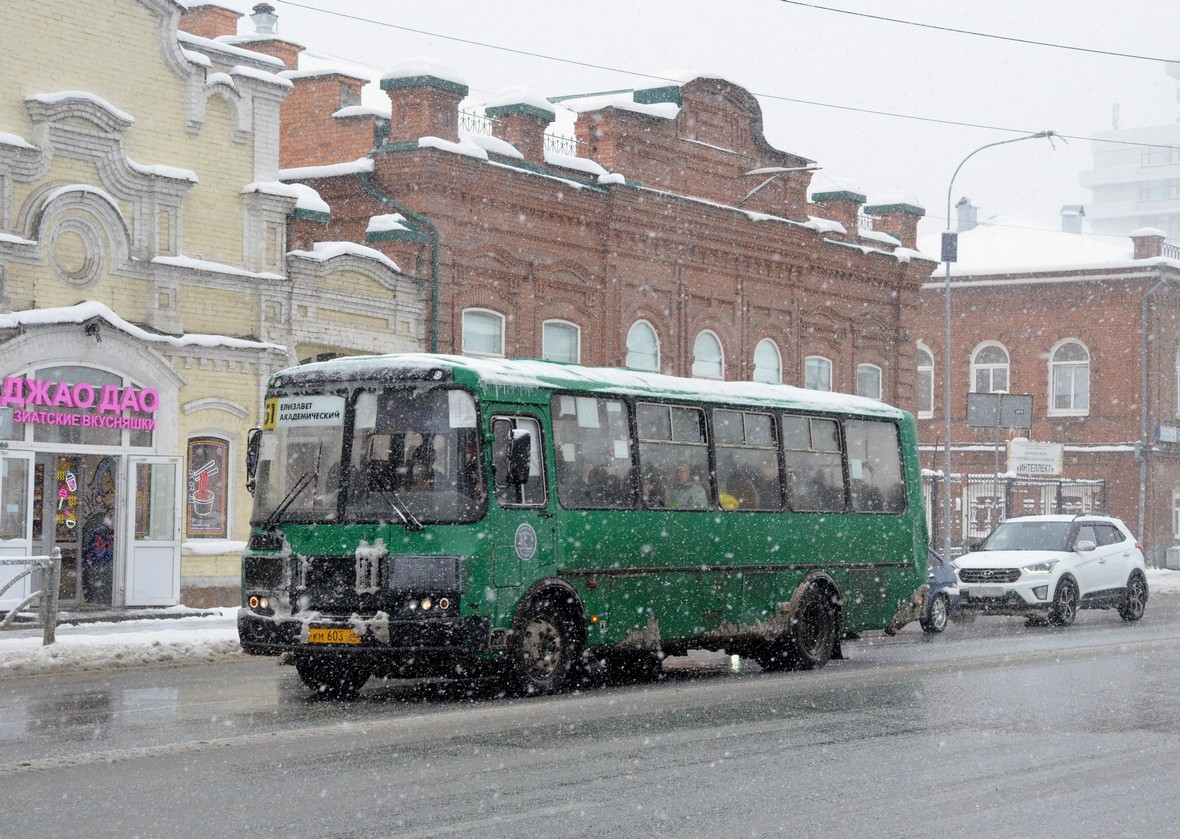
0 0 423 609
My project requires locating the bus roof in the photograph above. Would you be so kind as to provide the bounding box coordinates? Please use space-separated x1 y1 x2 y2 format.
272 353 909 420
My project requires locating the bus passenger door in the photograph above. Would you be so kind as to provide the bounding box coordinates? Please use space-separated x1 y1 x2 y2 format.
490 416 553 589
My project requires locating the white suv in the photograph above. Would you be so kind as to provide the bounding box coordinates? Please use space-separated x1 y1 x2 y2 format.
953 515 1148 626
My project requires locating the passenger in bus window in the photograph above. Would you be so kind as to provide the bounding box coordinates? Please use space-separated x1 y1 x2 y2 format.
669 461 708 509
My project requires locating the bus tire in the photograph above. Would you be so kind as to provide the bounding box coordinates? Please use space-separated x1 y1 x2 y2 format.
506 592 585 696
758 581 838 671
294 654 370 699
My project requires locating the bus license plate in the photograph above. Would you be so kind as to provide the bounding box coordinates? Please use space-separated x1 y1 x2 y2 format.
967 586 1004 599
308 627 360 645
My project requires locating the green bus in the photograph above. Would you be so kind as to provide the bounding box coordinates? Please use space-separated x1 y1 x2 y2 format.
238 353 928 696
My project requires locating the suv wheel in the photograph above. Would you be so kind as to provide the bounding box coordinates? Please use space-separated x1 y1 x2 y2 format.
1048 577 1079 627
1118 571 1148 622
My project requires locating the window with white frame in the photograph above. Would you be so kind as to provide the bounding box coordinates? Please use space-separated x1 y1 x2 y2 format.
1175 347 1180 418
1174 489 1180 538
542 320 580 364
856 363 882 400
917 345 934 418
753 339 781 384
691 330 724 379
1050 340 1090 415
971 343 1009 393
804 356 832 391
462 308 504 357
625 320 660 371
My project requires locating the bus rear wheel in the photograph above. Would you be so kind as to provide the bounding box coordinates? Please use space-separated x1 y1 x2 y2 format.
506 594 584 696
757 582 837 672
294 654 370 699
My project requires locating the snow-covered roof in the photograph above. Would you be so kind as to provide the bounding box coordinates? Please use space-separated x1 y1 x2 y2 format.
288 241 400 273
277 353 905 418
919 215 1139 276
0 302 285 351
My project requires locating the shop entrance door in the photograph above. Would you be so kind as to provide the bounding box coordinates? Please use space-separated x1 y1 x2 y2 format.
0 450 35 609
35 453 120 607
124 456 182 606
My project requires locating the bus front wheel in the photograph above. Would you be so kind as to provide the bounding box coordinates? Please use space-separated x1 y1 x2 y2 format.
757 582 837 672
506 594 584 696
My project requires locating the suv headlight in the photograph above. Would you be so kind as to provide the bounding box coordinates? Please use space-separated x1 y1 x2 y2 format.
1022 559 1059 574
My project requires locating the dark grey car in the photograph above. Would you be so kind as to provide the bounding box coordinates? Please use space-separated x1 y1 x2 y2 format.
921 547 960 633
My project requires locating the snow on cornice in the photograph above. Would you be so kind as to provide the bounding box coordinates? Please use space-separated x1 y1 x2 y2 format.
804 216 846 235
464 132 523 160
367 214 410 234
0 302 285 351
230 64 292 89
545 151 608 177
152 254 284 280
563 93 679 120
279 157 374 181
242 181 327 214
128 160 198 182
289 241 400 273
27 91 134 124
419 136 488 160
177 31 286 71
0 131 37 150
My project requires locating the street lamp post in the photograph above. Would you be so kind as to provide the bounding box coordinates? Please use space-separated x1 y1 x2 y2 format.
940 132 1057 561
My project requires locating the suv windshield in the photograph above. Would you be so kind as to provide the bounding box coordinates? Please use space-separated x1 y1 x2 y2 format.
979 520 1072 552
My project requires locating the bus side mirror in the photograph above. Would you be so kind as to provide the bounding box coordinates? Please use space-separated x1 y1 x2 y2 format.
245 427 261 495
508 431 531 485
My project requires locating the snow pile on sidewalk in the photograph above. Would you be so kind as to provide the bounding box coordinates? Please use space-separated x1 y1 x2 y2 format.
0 608 241 676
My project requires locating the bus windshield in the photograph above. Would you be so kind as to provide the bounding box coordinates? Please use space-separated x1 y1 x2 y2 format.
344 387 484 524
251 394 346 526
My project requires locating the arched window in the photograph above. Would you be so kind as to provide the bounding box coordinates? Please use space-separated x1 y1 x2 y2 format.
856 363 882 400
971 343 1009 393
461 308 504 357
625 320 659 371
917 345 934 418
1050 340 1090 415
691 330 724 379
804 356 832 391
542 320 580 364
753 339 781 384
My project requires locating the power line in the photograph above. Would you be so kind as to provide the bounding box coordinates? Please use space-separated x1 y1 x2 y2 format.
275 1 1180 151
778 0 1178 64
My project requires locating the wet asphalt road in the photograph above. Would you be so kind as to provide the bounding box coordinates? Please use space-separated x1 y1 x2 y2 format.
1 599 1178 839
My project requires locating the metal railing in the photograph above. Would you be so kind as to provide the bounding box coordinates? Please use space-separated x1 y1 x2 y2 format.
0 549 62 645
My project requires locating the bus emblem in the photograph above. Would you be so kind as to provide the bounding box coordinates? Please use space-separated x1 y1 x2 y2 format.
514 523 538 560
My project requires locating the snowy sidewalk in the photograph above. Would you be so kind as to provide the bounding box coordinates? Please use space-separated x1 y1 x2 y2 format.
3 569 1180 677
0 607 241 677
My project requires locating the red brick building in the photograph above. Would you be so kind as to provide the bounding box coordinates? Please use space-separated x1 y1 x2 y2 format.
181 4 936 407
915 220 1180 563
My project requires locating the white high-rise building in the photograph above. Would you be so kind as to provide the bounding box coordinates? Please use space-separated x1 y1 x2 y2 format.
1081 61 1180 243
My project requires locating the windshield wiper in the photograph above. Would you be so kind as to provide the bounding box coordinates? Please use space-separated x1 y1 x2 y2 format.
261 471 316 531
374 486 423 531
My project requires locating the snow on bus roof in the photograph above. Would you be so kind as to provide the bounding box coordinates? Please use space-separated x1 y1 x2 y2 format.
278 353 906 418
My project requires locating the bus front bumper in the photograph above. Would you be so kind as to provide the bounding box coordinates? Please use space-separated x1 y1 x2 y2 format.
237 608 491 657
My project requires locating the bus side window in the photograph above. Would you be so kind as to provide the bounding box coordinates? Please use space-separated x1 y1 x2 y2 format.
549 395 636 510
492 416 547 507
783 415 845 512
844 419 906 513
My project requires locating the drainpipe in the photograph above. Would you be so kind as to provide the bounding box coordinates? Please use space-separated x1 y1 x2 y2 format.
357 171 441 352
1140 263 1170 546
